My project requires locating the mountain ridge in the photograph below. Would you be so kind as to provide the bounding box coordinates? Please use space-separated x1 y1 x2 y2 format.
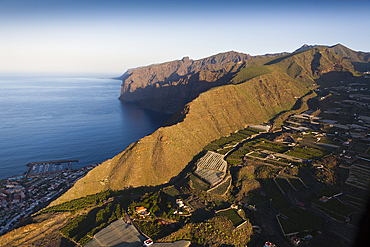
51 45 362 205
118 50 289 113
118 44 368 114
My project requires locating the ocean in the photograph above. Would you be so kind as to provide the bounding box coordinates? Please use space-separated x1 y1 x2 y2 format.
0 75 171 180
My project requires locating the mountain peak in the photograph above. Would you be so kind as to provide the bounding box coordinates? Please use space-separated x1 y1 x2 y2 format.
294 44 325 53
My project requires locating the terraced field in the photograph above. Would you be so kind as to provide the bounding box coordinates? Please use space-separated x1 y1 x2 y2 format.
196 151 227 172
194 151 227 185
346 163 370 190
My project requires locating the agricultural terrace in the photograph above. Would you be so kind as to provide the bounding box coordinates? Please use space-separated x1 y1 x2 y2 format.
349 141 370 154
279 207 325 231
345 163 370 190
287 178 306 191
262 179 290 210
194 151 227 185
276 215 300 236
208 175 232 195
275 178 291 194
196 151 227 172
312 197 357 221
204 127 258 153
317 185 342 198
284 145 330 160
217 209 244 227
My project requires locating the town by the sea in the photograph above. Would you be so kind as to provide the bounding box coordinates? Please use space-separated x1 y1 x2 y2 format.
0 75 171 234
0 75 171 180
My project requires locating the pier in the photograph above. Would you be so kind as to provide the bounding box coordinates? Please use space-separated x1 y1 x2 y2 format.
25 159 79 178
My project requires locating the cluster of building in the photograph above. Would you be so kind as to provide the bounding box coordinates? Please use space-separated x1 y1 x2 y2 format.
0 163 97 236
174 199 191 215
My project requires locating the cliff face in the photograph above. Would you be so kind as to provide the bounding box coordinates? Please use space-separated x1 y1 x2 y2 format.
51 47 359 206
118 51 290 114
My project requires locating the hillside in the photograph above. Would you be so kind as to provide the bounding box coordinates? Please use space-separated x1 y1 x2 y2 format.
328 44 370 71
51 46 357 206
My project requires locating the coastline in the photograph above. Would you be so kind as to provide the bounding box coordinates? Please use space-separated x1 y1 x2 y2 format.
0 163 98 236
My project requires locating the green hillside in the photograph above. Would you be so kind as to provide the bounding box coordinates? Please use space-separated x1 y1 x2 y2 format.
328 44 370 71
51 47 358 205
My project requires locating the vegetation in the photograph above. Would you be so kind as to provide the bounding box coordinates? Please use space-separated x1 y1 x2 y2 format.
209 176 231 195
276 215 301 234
190 174 210 191
254 166 280 179
349 141 370 153
275 178 291 193
164 186 180 197
134 220 174 240
231 65 272 84
288 178 306 191
217 209 244 227
262 179 290 210
256 140 289 153
60 201 126 245
317 185 341 198
159 216 252 246
279 206 325 230
40 190 118 214
312 197 357 218
129 192 171 216
242 191 268 205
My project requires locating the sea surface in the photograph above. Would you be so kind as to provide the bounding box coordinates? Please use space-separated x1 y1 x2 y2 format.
0 76 171 180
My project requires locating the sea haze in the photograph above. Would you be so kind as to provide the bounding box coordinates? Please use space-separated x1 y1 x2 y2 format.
0 76 171 180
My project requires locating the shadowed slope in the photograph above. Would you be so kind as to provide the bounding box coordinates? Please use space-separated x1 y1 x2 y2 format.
118 51 286 114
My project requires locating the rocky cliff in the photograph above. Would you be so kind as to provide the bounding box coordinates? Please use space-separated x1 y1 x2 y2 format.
118 51 287 113
51 46 359 205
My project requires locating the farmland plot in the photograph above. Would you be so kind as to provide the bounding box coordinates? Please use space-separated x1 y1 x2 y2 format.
345 164 370 190
195 151 227 185
275 178 291 194
276 215 301 236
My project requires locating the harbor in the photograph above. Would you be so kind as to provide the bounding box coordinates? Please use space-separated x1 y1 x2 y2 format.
0 159 97 236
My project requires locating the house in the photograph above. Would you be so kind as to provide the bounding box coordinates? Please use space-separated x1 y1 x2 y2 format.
314 164 324 169
264 242 276 247
291 236 300 245
143 239 153 246
135 206 148 215
176 199 184 207
268 154 275 159
319 196 330 202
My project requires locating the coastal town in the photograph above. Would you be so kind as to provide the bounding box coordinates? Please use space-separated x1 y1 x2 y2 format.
0 161 97 236
1 76 370 246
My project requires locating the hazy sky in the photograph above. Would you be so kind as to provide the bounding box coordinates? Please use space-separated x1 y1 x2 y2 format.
1 0 369 76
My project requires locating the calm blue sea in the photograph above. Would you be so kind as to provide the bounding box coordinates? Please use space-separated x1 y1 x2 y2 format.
0 76 171 180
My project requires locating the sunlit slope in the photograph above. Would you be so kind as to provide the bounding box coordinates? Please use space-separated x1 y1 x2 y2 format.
52 48 356 205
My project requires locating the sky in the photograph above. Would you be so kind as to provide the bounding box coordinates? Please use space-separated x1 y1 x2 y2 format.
1 0 370 76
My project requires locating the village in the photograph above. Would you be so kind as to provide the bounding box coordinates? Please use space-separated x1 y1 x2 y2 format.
0 162 98 236
191 79 370 246
54 77 370 247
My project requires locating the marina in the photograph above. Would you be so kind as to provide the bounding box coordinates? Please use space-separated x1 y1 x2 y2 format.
0 159 96 236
